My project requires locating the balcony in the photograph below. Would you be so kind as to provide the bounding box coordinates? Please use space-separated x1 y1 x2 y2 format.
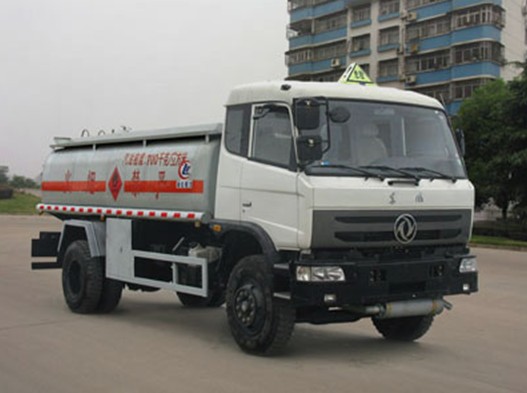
451 25 501 44
412 2 453 20
404 61 500 86
349 48 372 58
290 0 349 23
288 56 347 77
289 27 348 49
351 19 372 29
378 12 400 22
452 0 502 10
378 43 400 52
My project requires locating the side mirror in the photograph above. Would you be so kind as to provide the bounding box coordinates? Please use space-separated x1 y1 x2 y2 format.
455 128 465 156
297 135 323 163
294 99 320 130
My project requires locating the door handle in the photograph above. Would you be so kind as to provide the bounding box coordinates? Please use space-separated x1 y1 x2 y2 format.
242 201 252 208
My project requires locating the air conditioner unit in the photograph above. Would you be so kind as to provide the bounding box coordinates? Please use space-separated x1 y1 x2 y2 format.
400 11 407 19
331 58 342 68
405 75 417 84
407 12 417 22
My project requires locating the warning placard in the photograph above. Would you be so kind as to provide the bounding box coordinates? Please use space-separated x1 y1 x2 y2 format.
338 63 374 85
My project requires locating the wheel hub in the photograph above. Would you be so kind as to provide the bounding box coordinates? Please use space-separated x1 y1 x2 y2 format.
234 284 261 328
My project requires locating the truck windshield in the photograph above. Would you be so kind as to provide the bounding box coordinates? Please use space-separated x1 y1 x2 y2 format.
303 100 466 180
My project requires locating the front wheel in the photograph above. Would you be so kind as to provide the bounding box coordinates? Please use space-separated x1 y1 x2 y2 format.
226 255 294 355
372 315 434 341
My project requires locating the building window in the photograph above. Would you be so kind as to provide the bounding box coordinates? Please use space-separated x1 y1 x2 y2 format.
352 5 371 23
379 27 400 46
359 63 370 75
287 49 313 65
351 34 371 52
315 12 347 34
414 84 451 103
453 78 494 100
405 50 450 73
288 0 310 11
380 0 400 16
316 71 343 82
453 41 504 64
453 5 504 29
378 59 399 78
406 17 450 41
314 41 347 61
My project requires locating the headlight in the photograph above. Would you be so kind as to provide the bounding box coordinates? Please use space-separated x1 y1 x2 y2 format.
296 266 345 282
459 257 477 273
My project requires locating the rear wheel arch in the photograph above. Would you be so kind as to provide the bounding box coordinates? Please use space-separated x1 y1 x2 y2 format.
58 220 106 265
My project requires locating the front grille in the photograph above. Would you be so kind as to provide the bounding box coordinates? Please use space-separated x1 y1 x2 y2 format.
312 209 471 249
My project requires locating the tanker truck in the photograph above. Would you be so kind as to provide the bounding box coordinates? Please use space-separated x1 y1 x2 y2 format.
31 80 478 355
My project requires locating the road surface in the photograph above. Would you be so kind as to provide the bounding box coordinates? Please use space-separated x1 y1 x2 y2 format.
0 215 525 393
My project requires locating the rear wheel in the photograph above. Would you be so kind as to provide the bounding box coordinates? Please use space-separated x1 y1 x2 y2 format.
97 275 123 313
62 240 122 314
226 255 294 355
372 315 434 341
62 240 103 314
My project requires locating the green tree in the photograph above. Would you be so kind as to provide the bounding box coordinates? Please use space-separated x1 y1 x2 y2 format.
0 169 8 184
456 79 516 218
456 66 527 219
9 175 38 189
506 64 527 213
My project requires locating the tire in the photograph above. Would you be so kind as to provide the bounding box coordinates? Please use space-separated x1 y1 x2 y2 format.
176 289 225 308
372 315 434 342
62 240 122 314
97 276 123 313
62 240 103 314
226 255 295 355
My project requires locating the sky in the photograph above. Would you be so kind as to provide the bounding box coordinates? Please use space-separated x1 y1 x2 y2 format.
0 0 289 177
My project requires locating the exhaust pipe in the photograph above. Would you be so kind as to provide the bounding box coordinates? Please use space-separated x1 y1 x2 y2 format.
349 299 452 319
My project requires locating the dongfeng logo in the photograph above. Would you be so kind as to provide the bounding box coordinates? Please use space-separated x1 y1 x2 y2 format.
394 214 417 244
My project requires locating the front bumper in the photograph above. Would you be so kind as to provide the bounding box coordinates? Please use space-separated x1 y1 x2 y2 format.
290 255 478 307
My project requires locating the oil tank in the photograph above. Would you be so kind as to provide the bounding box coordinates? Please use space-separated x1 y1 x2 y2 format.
41 124 222 216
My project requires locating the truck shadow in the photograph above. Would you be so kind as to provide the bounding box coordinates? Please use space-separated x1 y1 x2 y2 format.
100 296 443 363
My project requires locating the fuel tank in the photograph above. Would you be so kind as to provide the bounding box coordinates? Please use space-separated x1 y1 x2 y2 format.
41 124 222 215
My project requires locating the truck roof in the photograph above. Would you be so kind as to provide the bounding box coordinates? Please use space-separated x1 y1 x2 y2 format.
226 81 444 110
51 123 223 149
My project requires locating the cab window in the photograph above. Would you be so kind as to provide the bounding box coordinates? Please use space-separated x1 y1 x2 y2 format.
225 104 251 157
251 105 293 168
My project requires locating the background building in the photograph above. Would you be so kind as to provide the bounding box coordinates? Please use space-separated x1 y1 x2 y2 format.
286 0 527 114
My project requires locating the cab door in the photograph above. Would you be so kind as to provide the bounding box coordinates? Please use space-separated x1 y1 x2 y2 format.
240 103 299 250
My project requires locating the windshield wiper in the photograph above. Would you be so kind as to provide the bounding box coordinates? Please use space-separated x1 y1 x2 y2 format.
307 164 385 181
360 165 421 184
400 167 457 183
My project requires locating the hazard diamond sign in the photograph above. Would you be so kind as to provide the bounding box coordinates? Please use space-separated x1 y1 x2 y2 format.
338 63 374 85
108 167 122 201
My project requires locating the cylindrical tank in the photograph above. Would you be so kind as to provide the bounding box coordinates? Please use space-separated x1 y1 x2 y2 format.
41 124 222 215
